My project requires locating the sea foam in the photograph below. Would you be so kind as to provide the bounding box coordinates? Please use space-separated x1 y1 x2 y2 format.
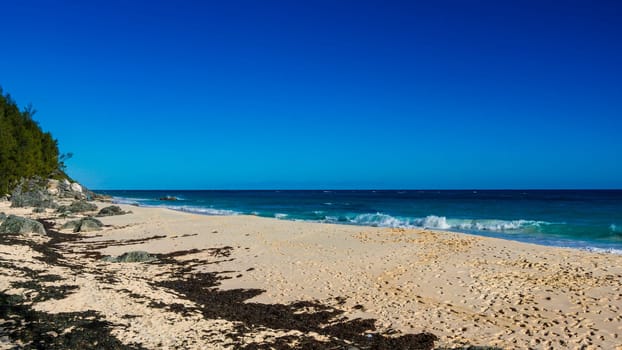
156 205 239 216
584 246 622 255
342 213 549 232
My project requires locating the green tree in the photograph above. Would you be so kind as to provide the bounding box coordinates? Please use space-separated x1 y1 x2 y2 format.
0 87 64 194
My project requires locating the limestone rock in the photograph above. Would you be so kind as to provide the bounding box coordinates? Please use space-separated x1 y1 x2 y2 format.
57 200 97 214
0 215 45 235
97 205 128 217
61 220 80 232
70 182 83 193
61 217 103 233
79 217 103 232
47 179 60 196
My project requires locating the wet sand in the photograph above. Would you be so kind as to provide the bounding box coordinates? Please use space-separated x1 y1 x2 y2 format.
1 201 621 349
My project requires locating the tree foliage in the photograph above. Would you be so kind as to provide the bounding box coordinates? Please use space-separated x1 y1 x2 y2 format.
0 87 64 194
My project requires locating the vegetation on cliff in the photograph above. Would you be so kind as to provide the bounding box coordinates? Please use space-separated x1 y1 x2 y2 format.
0 87 66 194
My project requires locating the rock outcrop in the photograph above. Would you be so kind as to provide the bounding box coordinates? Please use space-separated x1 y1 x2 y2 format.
10 178 57 209
47 179 91 200
10 178 95 209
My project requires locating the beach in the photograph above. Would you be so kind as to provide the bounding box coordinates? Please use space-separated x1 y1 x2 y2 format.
1 201 621 349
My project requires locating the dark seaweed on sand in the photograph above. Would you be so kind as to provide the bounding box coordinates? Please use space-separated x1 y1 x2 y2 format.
0 219 145 349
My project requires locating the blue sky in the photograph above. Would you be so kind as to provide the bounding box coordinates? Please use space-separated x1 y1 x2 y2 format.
1 0 621 189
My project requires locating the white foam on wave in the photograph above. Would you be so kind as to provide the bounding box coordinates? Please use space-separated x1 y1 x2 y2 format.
583 247 622 255
348 213 411 228
453 219 547 231
610 224 621 233
154 205 239 216
323 216 339 223
345 213 549 232
112 197 142 205
275 213 288 219
416 215 451 229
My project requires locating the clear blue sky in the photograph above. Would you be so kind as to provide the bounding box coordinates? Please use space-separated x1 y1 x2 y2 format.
1 1 621 189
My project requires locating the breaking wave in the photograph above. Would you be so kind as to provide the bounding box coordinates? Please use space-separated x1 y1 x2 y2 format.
335 213 551 232
156 205 239 216
583 247 622 255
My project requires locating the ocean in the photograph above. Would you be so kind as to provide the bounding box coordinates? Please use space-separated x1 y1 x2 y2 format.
99 190 622 254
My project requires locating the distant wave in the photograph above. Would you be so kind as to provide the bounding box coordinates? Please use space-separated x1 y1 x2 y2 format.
112 197 143 205
610 224 621 233
152 205 239 216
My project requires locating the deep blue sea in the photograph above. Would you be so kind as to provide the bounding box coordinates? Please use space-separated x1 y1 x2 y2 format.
99 190 622 254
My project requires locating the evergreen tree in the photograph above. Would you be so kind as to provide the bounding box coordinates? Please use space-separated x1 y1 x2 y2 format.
0 87 63 194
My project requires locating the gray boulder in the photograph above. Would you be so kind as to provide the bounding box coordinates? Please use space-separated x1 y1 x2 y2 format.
57 200 98 214
79 217 103 232
61 220 80 232
102 251 155 263
0 215 46 235
61 217 103 233
97 205 128 217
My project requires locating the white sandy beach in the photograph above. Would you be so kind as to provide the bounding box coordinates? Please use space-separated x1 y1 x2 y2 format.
1 201 621 349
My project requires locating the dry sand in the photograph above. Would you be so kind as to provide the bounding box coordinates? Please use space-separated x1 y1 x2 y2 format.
1 201 621 349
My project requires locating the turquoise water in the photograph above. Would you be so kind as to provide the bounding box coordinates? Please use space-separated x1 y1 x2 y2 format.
99 190 622 254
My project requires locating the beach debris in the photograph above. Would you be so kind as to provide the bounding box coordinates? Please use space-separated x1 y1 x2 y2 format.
96 205 130 217
61 217 103 232
158 196 178 201
102 251 156 263
57 200 98 214
0 215 46 235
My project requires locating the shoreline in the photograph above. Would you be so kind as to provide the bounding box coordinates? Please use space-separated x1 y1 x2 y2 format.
116 198 622 256
1 200 621 349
